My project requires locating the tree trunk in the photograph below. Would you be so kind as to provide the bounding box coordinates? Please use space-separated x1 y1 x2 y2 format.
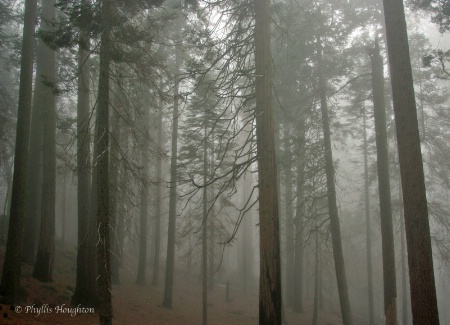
311 230 319 325
96 0 112 322
362 103 375 325
316 36 353 325
136 109 150 285
381 0 440 323
254 0 282 323
293 108 306 313
202 120 208 325
369 40 398 325
284 126 294 307
72 0 93 305
162 40 181 309
152 101 163 286
0 0 38 304
32 0 57 283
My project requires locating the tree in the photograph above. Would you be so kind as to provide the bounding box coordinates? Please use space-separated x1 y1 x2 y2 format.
382 0 440 323
32 0 57 283
316 36 353 325
368 40 397 325
72 0 96 307
0 0 38 304
96 0 113 322
162 36 182 310
253 0 282 323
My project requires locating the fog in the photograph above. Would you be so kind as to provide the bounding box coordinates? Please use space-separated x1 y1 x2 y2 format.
0 0 449 324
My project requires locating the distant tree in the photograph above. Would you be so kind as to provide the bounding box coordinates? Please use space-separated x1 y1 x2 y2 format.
0 0 38 304
382 0 440 323
316 35 353 325
368 40 398 325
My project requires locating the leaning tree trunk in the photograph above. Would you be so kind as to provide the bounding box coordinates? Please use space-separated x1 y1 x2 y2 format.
162 39 182 309
254 0 282 323
369 40 397 325
71 0 92 305
316 36 353 325
96 0 112 323
362 103 375 325
0 0 38 304
32 0 57 283
381 0 440 323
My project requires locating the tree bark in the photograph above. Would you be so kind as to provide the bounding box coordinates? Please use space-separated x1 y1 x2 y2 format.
152 100 163 286
202 117 208 325
369 40 398 325
0 0 38 304
136 108 151 285
362 103 375 325
316 36 353 325
381 0 440 323
293 108 306 313
32 0 57 283
96 0 112 322
162 40 181 309
72 0 93 306
254 0 282 323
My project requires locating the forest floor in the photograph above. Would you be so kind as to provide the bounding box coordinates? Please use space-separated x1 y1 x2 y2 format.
0 244 348 325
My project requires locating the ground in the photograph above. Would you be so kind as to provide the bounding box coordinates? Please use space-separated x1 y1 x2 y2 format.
0 244 347 324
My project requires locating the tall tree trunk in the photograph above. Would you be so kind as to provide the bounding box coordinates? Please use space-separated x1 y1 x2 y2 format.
72 0 93 305
284 125 294 307
22 27 45 264
109 112 121 285
254 0 282 323
362 103 375 325
202 120 208 325
32 0 57 283
381 0 440 323
293 108 306 313
162 40 181 309
152 100 163 286
316 36 353 325
136 107 151 285
61 173 67 245
0 0 38 304
369 41 398 325
96 0 112 322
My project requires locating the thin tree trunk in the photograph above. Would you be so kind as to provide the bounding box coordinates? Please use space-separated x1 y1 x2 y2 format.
369 40 398 325
284 126 294 307
316 36 353 325
32 0 57 283
152 100 163 286
362 103 375 325
293 108 306 313
137 107 151 285
381 0 440 323
0 0 38 304
61 173 67 244
311 229 319 325
254 0 282 323
96 0 112 322
202 119 208 325
72 0 92 305
162 39 182 309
